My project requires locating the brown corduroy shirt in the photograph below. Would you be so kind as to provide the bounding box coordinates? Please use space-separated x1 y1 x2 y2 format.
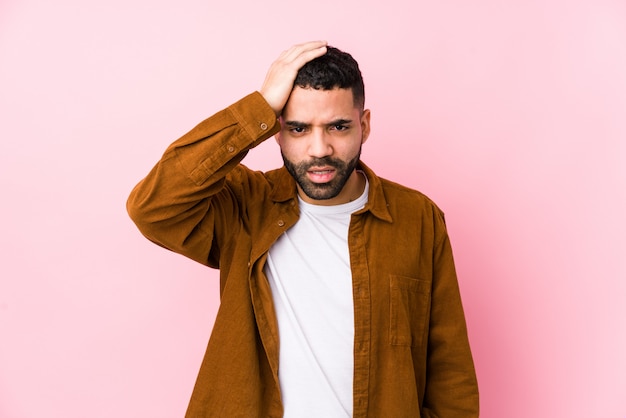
127 92 479 418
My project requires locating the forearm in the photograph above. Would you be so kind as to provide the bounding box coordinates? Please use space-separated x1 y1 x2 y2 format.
126 92 279 264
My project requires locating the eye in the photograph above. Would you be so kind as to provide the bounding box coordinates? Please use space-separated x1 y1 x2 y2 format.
288 125 308 134
332 124 349 131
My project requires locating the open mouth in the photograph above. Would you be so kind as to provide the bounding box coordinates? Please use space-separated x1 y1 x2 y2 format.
307 167 336 183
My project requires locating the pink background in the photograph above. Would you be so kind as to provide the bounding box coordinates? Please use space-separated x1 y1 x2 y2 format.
1 0 625 416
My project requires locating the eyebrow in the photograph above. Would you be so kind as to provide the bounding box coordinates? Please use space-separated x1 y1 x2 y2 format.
284 119 353 128
328 119 353 126
284 121 309 129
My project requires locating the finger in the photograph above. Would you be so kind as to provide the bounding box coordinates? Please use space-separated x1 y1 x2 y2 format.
281 40 327 64
259 41 328 115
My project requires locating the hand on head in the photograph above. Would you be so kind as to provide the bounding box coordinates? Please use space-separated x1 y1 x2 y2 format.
259 41 328 116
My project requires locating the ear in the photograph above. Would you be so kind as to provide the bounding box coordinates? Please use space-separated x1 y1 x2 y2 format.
360 109 371 144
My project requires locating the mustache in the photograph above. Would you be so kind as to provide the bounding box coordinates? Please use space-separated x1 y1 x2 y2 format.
298 157 345 170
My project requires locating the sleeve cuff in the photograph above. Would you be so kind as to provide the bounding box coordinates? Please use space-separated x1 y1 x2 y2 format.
228 91 280 142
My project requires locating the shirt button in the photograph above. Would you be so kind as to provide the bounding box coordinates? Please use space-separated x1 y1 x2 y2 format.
277 220 285 227
260 122 268 130
227 145 235 153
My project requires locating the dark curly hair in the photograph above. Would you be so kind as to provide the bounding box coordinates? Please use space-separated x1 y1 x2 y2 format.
294 46 365 111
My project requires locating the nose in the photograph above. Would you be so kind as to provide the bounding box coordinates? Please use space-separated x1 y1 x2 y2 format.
307 128 333 158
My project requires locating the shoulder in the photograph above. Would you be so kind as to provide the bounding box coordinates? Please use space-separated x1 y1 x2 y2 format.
226 165 295 203
378 176 445 218
264 166 286 182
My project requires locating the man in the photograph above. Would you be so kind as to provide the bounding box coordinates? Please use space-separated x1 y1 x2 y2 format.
127 41 479 418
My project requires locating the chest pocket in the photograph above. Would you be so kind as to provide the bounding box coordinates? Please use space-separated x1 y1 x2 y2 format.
389 275 431 347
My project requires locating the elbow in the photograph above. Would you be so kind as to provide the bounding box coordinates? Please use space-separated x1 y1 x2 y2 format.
126 187 156 238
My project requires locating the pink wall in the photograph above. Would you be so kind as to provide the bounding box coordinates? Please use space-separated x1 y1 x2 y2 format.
1 0 625 416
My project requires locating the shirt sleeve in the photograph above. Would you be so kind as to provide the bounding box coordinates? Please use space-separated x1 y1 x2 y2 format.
422 209 480 417
126 92 280 267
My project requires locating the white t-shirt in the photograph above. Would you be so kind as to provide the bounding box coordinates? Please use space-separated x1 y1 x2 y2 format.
264 174 369 418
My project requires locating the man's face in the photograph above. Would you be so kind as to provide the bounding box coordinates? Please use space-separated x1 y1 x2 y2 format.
276 86 371 206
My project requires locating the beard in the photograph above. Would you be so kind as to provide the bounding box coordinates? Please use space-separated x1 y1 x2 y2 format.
282 148 361 201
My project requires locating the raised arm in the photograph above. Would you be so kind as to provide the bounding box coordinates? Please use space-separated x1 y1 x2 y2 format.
126 41 328 266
